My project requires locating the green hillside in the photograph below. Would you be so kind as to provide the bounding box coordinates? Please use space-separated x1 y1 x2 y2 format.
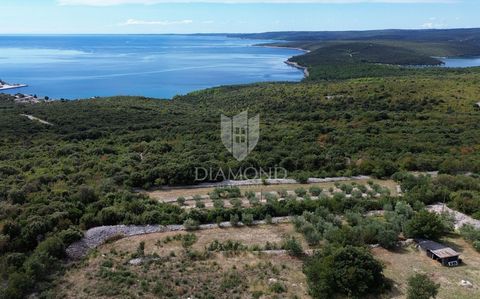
3 30 480 298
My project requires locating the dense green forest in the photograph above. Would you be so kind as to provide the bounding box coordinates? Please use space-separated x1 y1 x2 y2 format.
2 29 480 298
281 41 480 80
230 28 480 42
289 42 442 66
247 29 480 81
2 74 480 190
232 28 480 55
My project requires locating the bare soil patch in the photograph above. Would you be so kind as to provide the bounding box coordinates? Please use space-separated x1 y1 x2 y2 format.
56 224 309 299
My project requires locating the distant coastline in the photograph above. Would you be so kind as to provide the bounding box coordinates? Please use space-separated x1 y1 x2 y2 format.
284 60 309 78
0 82 28 91
253 43 311 78
0 35 304 100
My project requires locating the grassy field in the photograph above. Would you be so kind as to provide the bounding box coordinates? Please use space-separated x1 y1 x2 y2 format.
374 236 480 299
55 224 309 299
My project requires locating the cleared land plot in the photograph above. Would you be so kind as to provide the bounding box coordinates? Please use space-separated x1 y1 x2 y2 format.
56 224 309 299
146 179 398 206
57 223 480 299
374 236 480 299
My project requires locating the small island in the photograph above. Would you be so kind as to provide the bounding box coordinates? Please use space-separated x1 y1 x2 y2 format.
0 79 27 91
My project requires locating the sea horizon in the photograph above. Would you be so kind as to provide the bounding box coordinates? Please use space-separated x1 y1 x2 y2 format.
0 34 305 100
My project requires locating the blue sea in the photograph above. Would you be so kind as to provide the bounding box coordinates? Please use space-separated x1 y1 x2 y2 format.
440 57 480 68
0 35 304 99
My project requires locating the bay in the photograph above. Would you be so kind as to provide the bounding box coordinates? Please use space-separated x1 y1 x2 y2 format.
0 35 304 99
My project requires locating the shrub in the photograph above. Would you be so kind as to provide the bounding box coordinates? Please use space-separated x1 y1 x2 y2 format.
407 273 439 299
242 213 254 226
474 241 480 252
295 188 307 197
452 191 480 216
195 201 205 209
153 282 165 296
265 214 273 224
309 186 323 196
283 237 303 257
295 173 309 184
270 281 287 293
3 272 33 299
99 207 122 225
181 233 197 248
58 228 83 245
277 189 288 198
229 198 243 208
265 193 278 202
406 210 447 240
208 191 220 200
221 270 243 290
340 184 354 194
8 189 26 204
35 236 65 259
176 196 186 206
245 191 256 200
213 199 224 209
460 225 480 242
377 228 398 249
304 229 322 246
459 224 480 252
304 245 388 298
24 251 57 280
358 184 368 193
230 214 240 227
248 196 260 206
212 187 241 199
183 218 199 231
74 185 98 204
135 241 145 257
216 216 223 227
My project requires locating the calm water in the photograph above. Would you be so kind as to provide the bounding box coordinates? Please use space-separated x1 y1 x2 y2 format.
0 35 304 99
440 57 480 68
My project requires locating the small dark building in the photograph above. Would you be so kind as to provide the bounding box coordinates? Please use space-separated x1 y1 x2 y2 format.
416 239 461 267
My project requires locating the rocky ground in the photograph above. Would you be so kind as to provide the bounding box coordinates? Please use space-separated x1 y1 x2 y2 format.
427 203 480 229
66 217 293 259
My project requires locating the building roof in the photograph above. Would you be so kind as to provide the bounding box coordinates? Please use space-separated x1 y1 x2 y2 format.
431 248 460 259
417 239 460 258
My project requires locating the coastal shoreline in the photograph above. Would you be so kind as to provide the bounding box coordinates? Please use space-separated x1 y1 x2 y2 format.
284 60 310 78
0 84 28 91
254 44 312 54
253 43 311 79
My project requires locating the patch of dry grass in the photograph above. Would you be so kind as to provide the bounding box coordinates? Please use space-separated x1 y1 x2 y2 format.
373 236 480 299
55 224 309 299
56 222 480 299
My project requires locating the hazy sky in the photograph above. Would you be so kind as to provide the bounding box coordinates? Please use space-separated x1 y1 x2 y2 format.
1 0 479 34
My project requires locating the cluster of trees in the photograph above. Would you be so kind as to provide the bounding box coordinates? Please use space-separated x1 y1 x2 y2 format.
459 225 480 252
395 172 480 219
288 41 445 81
291 196 449 298
293 200 452 252
304 245 390 298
